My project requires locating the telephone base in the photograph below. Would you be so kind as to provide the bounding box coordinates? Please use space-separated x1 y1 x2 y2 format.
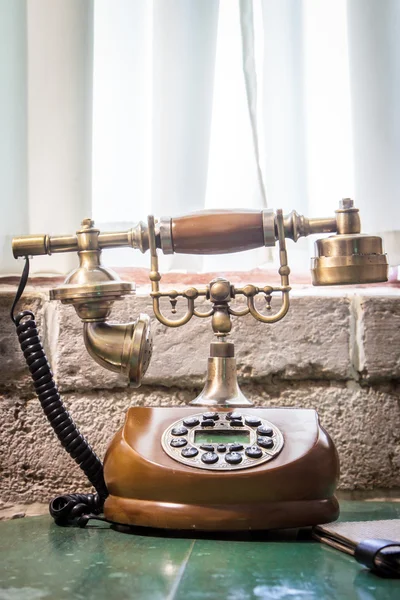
104 495 339 531
103 406 340 531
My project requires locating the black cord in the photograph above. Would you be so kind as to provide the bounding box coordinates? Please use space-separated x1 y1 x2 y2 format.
11 257 108 526
10 255 30 324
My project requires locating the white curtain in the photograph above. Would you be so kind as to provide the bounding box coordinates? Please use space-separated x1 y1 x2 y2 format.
92 0 269 272
1 0 93 275
1 0 399 275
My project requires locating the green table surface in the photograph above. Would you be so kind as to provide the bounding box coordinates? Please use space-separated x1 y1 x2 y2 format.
0 501 399 600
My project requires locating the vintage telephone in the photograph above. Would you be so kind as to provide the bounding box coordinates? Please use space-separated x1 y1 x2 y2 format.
11 199 388 530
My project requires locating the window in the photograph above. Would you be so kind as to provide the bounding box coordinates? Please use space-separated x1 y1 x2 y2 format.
1 0 399 275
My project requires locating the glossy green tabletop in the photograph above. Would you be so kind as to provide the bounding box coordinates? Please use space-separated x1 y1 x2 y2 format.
0 502 399 600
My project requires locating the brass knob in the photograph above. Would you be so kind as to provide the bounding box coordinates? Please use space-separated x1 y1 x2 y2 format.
81 218 95 229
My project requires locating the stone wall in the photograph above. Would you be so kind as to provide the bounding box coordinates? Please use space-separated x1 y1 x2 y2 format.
0 284 399 507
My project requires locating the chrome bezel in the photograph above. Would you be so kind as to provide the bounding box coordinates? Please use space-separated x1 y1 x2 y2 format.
161 412 284 471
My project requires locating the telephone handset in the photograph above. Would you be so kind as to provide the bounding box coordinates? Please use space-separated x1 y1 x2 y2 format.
11 201 388 530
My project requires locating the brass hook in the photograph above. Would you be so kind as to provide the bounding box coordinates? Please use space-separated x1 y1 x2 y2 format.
242 210 291 324
148 215 197 327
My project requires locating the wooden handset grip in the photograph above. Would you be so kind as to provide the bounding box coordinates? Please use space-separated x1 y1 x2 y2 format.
170 210 265 254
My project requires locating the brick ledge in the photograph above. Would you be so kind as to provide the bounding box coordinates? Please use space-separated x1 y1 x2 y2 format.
1 265 399 288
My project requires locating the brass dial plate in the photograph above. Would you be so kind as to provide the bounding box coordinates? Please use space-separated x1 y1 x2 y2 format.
161 411 284 471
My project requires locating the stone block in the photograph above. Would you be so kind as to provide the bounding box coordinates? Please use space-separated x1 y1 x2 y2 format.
0 386 196 504
54 294 352 391
358 296 400 381
233 295 351 382
0 290 48 395
253 380 400 490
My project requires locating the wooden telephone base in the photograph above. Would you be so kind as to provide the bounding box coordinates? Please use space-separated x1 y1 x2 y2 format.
103 407 340 531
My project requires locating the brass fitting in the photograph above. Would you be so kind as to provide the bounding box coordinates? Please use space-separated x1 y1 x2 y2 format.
208 278 234 336
311 199 388 285
281 198 360 241
12 220 150 257
49 219 153 385
49 219 134 322
190 341 253 407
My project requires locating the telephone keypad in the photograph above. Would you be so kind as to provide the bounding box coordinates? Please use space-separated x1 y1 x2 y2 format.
229 443 244 452
183 417 200 427
162 411 284 471
181 447 199 458
245 417 261 427
245 446 263 459
201 419 216 428
172 426 188 436
170 438 187 448
202 412 219 421
226 412 242 421
258 437 274 449
225 452 243 464
257 426 274 437
201 452 219 464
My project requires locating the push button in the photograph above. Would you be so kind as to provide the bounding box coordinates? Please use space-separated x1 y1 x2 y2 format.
170 438 187 448
202 412 219 421
201 419 215 428
229 443 244 452
225 452 242 465
226 412 242 421
181 447 198 458
217 444 227 453
258 437 274 449
183 417 200 427
230 419 243 427
201 452 219 464
172 426 188 436
200 444 214 452
245 416 261 427
257 426 273 437
245 446 263 459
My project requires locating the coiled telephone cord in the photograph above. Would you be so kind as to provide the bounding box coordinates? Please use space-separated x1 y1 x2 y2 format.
11 257 109 527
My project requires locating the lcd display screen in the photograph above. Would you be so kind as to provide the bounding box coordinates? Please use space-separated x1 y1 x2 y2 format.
194 430 250 445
